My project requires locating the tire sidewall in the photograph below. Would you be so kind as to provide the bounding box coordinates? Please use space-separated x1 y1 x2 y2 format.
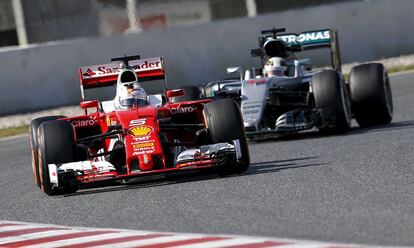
349 63 393 127
312 70 350 133
37 125 53 195
37 120 75 195
203 99 249 174
29 115 65 188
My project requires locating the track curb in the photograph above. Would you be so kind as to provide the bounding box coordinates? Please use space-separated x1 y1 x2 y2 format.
0 220 401 248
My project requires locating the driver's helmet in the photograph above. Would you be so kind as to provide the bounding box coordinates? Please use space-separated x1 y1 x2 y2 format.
115 69 147 109
264 57 287 77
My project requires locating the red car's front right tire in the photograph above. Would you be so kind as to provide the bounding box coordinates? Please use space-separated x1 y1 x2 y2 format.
203 99 250 175
29 116 65 188
37 120 76 195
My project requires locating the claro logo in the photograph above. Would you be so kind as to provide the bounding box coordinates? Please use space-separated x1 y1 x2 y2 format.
72 119 97 128
170 106 196 114
72 116 98 128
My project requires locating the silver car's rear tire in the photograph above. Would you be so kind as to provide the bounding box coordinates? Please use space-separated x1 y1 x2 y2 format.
349 63 393 127
312 70 351 134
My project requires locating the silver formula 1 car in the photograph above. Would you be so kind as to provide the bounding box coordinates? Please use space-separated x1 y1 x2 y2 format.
202 28 393 138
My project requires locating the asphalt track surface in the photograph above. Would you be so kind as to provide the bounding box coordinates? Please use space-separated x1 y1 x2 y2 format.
0 72 413 247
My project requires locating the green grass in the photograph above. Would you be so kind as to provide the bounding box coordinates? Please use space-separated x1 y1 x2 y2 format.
343 64 414 80
387 64 414 74
0 125 28 139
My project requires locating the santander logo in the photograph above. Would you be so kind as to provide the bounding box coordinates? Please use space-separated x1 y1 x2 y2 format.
81 58 163 79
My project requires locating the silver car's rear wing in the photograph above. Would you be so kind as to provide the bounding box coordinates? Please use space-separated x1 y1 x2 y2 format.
251 28 342 73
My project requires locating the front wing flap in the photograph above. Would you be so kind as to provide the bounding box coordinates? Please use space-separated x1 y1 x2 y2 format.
47 140 242 188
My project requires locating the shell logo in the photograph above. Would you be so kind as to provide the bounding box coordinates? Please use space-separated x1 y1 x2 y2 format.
129 125 154 136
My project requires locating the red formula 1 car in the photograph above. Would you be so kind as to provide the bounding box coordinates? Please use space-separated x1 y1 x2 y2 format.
29 55 249 195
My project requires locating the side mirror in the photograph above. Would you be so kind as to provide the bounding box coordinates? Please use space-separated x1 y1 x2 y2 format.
166 89 185 98
226 67 241 74
80 100 99 109
227 66 243 82
147 94 167 107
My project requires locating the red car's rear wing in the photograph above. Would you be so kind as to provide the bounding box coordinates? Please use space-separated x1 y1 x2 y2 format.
79 57 165 89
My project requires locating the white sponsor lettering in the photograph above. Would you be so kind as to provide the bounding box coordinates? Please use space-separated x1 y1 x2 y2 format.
131 139 155 145
81 57 163 79
129 119 146 126
133 150 154 155
133 136 151 141
58 161 116 173
278 30 330 44
243 110 259 114
278 35 296 43
170 106 196 114
297 30 330 42
72 119 97 128
133 146 155 152
94 61 161 76
233 139 242 160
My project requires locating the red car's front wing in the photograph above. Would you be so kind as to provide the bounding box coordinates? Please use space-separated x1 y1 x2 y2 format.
48 148 237 190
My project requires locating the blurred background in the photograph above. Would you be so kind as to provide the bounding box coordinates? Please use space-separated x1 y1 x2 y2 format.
0 0 350 46
0 0 413 115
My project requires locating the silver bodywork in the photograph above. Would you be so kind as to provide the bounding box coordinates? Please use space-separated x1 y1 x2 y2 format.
205 59 319 136
241 78 270 129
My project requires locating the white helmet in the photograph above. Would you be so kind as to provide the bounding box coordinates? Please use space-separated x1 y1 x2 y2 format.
264 57 287 77
115 69 147 109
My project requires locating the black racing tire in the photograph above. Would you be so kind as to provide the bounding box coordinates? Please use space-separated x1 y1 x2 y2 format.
203 99 250 175
29 115 65 188
170 86 203 102
38 120 76 195
349 63 393 127
312 70 351 134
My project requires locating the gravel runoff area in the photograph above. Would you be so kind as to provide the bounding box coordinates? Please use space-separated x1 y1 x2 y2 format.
0 105 83 129
341 53 414 75
1 54 413 130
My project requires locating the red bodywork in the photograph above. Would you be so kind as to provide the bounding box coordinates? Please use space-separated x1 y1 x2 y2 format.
59 56 222 186
62 99 214 185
